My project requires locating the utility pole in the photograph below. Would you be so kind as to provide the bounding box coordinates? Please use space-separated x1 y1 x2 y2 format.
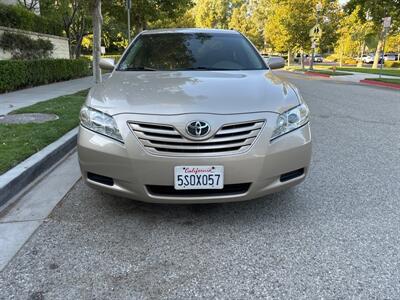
310 2 323 71
380 16 391 78
126 0 132 44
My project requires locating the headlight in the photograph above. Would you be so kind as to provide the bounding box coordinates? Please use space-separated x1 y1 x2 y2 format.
271 103 310 141
80 105 123 142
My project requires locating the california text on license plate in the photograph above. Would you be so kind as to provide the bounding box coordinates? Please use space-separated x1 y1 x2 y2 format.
174 166 224 190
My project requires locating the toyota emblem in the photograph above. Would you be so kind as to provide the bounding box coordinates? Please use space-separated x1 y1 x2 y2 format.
186 121 211 138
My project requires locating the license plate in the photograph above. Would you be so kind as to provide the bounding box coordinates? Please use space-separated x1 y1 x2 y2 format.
174 166 224 190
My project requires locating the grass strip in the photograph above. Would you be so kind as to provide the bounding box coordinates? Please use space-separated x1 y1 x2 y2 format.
0 90 87 174
363 78 400 85
335 67 400 77
286 67 352 76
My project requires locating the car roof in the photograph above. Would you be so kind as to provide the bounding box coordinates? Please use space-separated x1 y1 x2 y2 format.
140 28 240 35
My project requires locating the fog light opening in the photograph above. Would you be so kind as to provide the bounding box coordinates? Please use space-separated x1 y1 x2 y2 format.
280 168 305 182
87 172 114 186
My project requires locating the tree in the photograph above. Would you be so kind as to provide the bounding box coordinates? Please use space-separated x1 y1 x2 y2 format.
264 0 318 68
18 0 40 12
193 0 231 28
41 0 91 58
91 0 102 83
264 1 291 53
102 0 193 35
228 3 263 49
148 10 196 29
386 33 400 60
345 0 400 68
336 5 374 67
318 0 341 54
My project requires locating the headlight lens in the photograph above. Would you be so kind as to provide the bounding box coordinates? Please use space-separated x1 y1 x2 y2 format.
271 103 310 141
80 106 123 142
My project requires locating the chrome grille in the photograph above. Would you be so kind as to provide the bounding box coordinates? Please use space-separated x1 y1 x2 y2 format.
129 120 265 155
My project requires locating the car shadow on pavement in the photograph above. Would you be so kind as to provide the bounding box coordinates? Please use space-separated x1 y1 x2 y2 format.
90 186 302 227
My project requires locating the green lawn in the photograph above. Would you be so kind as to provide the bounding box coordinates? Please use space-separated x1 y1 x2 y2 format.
364 78 400 85
286 67 352 76
0 90 87 175
335 67 400 77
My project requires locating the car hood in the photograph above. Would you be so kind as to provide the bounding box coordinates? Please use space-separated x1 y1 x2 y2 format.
87 70 300 116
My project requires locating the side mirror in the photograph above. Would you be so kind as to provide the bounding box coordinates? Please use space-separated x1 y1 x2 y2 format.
266 56 285 70
99 58 115 71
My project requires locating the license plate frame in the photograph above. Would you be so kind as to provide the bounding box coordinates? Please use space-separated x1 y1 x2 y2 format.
174 166 224 190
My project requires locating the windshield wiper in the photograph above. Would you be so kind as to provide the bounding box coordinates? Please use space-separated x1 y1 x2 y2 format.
123 66 158 71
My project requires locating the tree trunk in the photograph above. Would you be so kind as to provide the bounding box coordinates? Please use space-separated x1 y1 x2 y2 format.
287 50 292 68
398 45 400 61
74 35 84 58
357 41 365 68
65 29 73 59
300 50 304 71
92 0 102 84
372 38 383 69
339 44 343 68
135 21 144 34
134 9 146 34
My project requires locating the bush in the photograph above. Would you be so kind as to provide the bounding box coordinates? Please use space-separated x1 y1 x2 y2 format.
0 31 54 59
0 59 91 93
102 55 122 63
81 54 122 63
344 58 357 65
325 54 358 65
0 3 63 36
324 54 339 62
385 61 400 68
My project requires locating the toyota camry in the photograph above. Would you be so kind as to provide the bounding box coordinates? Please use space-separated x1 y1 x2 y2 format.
78 28 312 203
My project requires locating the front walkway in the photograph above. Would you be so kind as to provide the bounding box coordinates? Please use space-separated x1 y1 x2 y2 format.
0 76 99 115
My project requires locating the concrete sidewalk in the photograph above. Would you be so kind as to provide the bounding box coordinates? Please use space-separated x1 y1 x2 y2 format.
0 151 80 271
0 76 97 115
333 72 400 83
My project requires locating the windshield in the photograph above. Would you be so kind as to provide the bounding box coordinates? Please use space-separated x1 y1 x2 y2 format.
117 32 267 71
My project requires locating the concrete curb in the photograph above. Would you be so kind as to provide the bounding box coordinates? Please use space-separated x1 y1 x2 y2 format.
284 70 332 78
304 71 331 78
360 79 400 90
0 127 78 208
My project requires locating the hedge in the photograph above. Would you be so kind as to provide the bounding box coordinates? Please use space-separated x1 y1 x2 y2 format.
0 3 63 36
0 59 91 93
0 31 54 59
385 61 400 68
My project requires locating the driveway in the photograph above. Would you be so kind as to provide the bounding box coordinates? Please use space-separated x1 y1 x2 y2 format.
1 72 399 299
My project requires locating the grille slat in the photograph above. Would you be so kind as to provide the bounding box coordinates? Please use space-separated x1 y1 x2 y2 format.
215 122 263 135
129 123 178 136
134 131 183 141
142 138 255 150
129 120 264 155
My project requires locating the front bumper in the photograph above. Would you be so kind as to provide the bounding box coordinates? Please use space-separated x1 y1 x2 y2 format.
78 112 312 204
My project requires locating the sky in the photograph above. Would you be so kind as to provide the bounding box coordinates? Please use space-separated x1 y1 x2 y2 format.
339 0 348 5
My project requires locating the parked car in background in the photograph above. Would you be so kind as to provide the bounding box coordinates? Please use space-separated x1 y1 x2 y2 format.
384 53 397 61
362 53 375 64
313 54 323 63
294 53 309 63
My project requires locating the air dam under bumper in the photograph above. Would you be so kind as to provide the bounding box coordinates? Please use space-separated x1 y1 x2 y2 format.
78 115 311 204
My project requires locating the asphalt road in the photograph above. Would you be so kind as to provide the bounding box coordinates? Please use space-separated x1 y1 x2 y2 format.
1 72 400 299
